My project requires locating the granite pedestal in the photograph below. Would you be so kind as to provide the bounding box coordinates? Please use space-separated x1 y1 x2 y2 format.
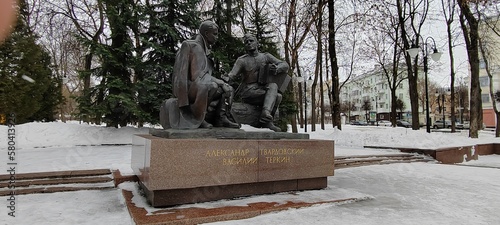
132 129 335 207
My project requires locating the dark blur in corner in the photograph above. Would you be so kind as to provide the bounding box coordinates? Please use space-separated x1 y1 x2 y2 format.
0 0 18 44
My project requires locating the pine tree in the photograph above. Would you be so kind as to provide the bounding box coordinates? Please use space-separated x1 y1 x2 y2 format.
135 0 201 124
75 0 138 127
205 0 245 77
76 0 202 126
246 0 279 56
0 0 63 124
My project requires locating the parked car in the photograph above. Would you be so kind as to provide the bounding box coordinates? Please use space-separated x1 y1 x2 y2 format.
462 121 485 130
455 121 464 129
434 120 465 129
396 120 411 128
377 120 392 126
350 120 368 126
463 121 470 129
433 120 451 129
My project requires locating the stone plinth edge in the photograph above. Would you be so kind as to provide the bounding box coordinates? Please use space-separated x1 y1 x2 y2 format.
364 143 500 164
149 128 309 139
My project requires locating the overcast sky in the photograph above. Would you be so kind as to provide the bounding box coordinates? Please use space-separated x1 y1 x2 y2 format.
423 2 470 87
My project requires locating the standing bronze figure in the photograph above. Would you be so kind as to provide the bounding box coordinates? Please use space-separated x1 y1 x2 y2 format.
160 21 239 129
223 34 290 132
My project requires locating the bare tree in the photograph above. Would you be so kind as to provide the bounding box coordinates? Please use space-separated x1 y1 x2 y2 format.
362 1 408 127
361 99 372 122
339 100 356 121
455 77 469 123
324 0 367 130
273 0 321 133
45 0 106 123
395 97 406 116
26 0 95 121
457 0 484 138
441 0 461 132
396 0 430 130
417 78 440 122
310 0 326 131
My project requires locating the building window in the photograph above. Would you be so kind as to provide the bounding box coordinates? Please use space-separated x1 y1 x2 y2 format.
481 94 490 103
479 76 489 87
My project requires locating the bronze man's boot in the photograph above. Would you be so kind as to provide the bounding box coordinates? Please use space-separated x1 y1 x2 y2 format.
259 108 273 123
263 121 281 132
260 83 279 123
214 96 240 128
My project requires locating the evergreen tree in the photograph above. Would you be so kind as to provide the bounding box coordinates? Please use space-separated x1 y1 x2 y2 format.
75 0 140 127
205 0 244 76
0 0 63 124
135 0 201 124
246 0 279 56
76 0 201 126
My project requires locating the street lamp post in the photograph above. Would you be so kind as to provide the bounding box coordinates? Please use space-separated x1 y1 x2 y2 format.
406 36 443 133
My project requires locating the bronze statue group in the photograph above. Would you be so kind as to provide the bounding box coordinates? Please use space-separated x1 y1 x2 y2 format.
160 21 289 132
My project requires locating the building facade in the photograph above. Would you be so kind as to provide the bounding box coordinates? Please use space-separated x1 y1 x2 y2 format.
478 17 500 128
339 67 412 123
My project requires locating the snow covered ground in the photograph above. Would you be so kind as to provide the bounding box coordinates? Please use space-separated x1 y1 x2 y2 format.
0 121 499 225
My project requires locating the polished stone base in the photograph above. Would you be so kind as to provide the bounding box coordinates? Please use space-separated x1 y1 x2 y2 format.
132 132 334 207
140 177 327 207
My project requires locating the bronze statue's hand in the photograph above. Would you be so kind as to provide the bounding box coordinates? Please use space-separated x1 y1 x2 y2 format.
222 83 233 93
221 75 230 82
269 64 279 76
276 64 287 74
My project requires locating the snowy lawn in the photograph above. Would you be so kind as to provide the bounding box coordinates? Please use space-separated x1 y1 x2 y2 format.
0 122 499 225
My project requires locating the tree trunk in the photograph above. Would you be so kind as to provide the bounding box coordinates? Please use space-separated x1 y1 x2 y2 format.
225 0 232 34
328 0 341 130
458 1 481 138
396 0 420 130
496 112 500 137
320 51 325 130
285 0 298 133
296 62 304 128
316 0 325 130
442 0 458 133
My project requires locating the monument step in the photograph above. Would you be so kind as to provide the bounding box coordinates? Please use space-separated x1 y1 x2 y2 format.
0 175 113 188
335 154 434 169
335 153 418 160
0 168 111 181
0 169 114 196
0 185 114 196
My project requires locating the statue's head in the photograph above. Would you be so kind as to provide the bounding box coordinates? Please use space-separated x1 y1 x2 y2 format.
243 33 258 52
199 21 219 46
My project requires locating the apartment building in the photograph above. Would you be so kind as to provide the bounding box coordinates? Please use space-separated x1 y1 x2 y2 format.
478 17 500 128
339 66 412 123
